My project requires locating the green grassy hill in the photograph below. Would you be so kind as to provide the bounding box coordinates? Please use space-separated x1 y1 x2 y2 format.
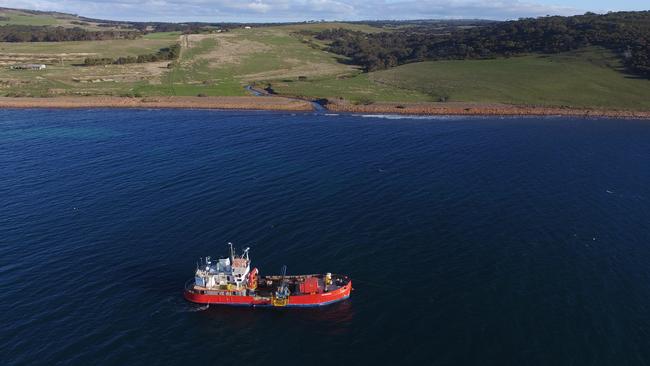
135 26 362 96
0 12 58 26
0 8 124 30
369 48 650 109
270 47 650 110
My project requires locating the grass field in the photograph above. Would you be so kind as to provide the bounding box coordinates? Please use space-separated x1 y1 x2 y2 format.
0 32 181 97
0 13 59 26
133 26 359 96
265 73 431 102
0 8 123 29
270 47 650 110
0 33 180 61
370 48 650 109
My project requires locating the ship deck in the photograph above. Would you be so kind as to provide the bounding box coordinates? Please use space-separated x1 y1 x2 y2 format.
188 273 350 297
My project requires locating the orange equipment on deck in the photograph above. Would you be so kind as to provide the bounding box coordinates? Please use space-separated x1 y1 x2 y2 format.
299 277 320 294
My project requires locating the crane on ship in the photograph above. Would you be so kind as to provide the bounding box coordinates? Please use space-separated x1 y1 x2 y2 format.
272 265 290 307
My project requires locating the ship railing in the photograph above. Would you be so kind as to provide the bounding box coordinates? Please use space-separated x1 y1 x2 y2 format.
263 273 321 280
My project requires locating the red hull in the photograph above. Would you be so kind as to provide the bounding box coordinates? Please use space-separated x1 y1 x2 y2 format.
184 280 352 307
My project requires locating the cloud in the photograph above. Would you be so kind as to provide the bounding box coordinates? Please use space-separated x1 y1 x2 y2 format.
0 0 587 22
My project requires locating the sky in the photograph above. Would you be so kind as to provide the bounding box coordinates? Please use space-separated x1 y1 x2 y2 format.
1 0 648 22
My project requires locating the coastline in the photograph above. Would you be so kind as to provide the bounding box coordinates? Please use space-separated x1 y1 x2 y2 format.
0 96 313 112
1 96 649 118
323 100 650 119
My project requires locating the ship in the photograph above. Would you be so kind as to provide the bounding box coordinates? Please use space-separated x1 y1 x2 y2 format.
184 243 352 307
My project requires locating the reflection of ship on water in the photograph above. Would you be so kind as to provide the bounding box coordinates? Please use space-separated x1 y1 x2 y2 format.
191 293 355 337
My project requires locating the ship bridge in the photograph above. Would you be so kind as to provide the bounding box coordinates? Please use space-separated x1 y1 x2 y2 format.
194 244 251 290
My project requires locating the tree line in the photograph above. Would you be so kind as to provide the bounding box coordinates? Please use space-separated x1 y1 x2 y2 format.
0 25 140 42
313 11 650 78
82 43 181 66
0 22 239 42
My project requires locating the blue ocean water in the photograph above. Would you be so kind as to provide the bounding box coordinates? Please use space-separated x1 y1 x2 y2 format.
1 109 650 365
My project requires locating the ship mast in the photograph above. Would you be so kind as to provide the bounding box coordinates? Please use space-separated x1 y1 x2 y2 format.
242 247 250 261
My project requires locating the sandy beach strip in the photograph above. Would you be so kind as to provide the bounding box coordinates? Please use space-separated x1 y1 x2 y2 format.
0 96 314 112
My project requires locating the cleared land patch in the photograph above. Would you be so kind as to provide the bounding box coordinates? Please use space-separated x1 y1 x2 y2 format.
135 26 359 97
0 32 180 97
0 33 179 63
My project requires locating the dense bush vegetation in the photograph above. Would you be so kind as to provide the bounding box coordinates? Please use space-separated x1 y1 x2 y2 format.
83 43 181 66
315 11 650 77
0 25 140 42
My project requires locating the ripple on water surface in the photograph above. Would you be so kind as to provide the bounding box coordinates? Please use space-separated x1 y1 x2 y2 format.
1 110 650 365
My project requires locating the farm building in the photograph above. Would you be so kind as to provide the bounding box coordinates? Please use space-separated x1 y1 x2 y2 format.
10 64 47 70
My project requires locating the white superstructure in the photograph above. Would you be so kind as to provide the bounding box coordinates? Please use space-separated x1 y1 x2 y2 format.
194 243 251 290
